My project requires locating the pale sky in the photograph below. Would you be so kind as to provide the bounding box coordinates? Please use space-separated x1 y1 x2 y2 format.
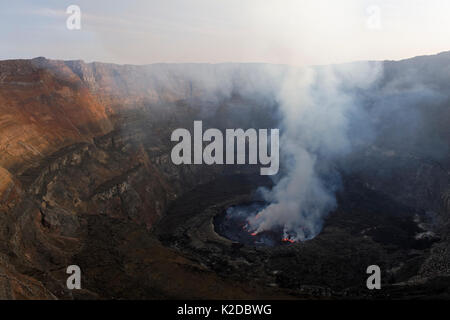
1 0 450 66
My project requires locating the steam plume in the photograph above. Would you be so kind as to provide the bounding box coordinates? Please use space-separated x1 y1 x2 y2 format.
246 62 383 241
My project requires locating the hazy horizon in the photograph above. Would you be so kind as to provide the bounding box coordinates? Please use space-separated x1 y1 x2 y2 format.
2 50 450 68
2 1 450 66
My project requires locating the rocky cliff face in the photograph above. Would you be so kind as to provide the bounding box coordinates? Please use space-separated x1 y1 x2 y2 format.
0 55 449 299
0 57 264 299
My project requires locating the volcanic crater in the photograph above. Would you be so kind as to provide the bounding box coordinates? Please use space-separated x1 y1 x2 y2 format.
0 55 449 299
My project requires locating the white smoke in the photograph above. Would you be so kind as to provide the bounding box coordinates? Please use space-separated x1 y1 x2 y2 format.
108 59 384 242
73 55 445 242
247 62 383 241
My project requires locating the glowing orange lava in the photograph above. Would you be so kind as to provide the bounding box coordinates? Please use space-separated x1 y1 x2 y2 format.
281 238 295 243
